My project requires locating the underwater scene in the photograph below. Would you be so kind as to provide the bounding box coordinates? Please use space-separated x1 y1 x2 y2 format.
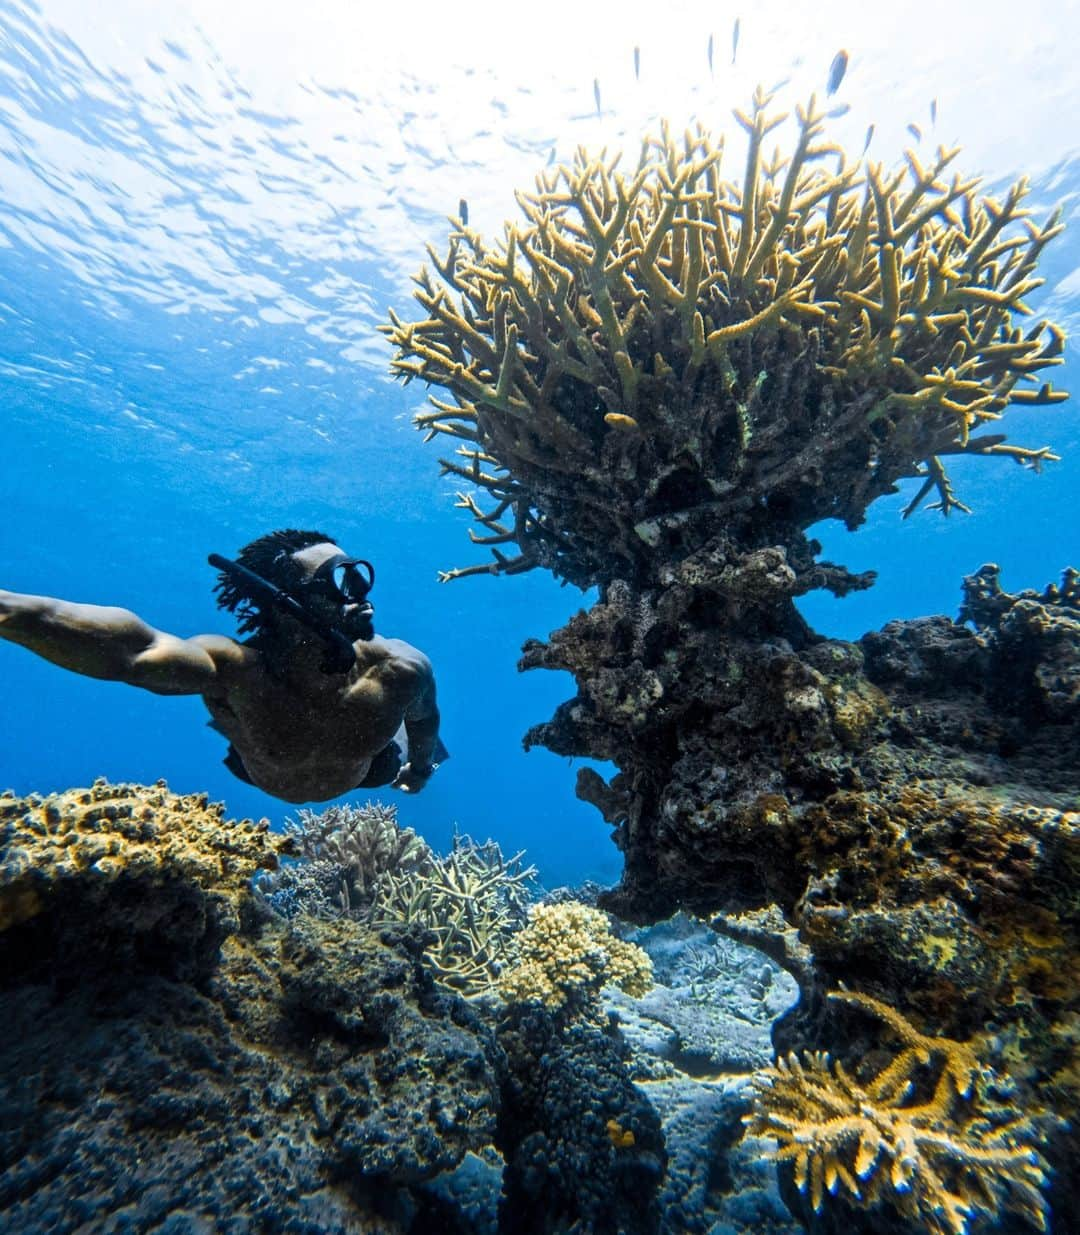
1 0 1078 1231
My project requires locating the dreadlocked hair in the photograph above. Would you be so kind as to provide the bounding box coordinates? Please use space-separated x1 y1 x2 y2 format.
213 528 337 636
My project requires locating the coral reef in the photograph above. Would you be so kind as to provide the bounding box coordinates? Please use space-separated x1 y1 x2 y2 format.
255 799 431 919
529 561 1079 1231
370 832 537 998
0 782 505 1234
0 777 289 981
496 1005 667 1235
745 992 1050 1235
257 807 537 1000
384 89 1075 1230
608 914 798 1075
498 900 653 1016
385 89 1064 592
287 799 431 907
606 913 802 1235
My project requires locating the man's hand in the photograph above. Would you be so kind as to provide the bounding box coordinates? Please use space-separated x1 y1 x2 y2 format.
392 761 435 794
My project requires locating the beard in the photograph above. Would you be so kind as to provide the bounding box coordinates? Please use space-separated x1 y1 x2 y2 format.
341 604 375 642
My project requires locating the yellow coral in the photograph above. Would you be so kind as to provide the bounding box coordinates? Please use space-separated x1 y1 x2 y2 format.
745 991 1049 1235
0 778 286 933
606 1118 636 1148
498 901 652 1012
383 88 1066 589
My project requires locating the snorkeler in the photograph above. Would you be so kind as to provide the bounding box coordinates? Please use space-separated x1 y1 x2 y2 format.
0 529 446 804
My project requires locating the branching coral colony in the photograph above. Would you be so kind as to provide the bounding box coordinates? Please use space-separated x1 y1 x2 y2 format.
382 87 1066 593
745 992 1051 1235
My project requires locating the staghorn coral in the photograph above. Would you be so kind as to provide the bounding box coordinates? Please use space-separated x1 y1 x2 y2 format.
383 88 1065 591
745 991 1050 1235
255 799 431 919
369 832 536 998
498 900 653 1015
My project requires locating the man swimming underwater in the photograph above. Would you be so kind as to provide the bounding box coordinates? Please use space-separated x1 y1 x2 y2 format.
0 529 445 803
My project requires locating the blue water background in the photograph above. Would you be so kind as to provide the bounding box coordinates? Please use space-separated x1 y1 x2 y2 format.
1 0 1078 888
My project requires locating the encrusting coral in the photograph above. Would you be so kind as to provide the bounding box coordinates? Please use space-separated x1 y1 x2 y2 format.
0 778 289 979
498 900 653 1014
383 87 1065 593
745 991 1050 1235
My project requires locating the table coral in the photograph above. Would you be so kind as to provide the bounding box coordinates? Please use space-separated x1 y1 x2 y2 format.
384 87 1065 593
745 992 1050 1235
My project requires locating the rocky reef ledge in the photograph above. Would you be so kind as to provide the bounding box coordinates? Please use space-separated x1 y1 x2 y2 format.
0 781 506 1232
523 565 1080 1226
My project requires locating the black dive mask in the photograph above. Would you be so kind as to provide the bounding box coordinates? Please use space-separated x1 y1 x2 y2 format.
208 552 358 675
296 554 375 605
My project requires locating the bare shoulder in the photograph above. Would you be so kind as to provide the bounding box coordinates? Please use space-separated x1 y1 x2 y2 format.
351 635 434 697
188 633 260 673
366 635 433 674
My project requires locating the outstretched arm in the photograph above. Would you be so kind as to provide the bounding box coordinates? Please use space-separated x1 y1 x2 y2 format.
0 589 247 695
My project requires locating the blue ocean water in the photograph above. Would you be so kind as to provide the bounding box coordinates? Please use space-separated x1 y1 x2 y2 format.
1 0 1077 891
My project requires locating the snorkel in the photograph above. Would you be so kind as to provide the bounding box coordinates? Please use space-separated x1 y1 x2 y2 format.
208 553 357 674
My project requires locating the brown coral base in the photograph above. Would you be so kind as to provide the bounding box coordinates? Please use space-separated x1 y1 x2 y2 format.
522 565 1080 1226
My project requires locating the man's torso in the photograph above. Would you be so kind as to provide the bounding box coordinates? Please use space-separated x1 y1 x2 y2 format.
200 636 410 803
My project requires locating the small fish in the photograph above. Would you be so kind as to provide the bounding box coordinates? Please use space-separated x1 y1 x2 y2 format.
633 45 640 81
907 122 922 141
930 97 937 125
861 124 874 155
707 33 714 75
593 77 601 117
732 18 740 65
458 198 468 226
827 49 848 95
827 102 850 118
